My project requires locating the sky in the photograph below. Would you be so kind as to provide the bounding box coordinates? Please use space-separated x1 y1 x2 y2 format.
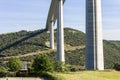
0 0 120 40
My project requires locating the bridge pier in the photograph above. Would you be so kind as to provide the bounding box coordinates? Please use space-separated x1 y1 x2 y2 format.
50 20 54 49
56 0 65 62
86 0 104 70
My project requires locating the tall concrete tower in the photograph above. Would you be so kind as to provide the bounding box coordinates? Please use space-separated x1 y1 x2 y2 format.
56 0 65 62
86 0 104 70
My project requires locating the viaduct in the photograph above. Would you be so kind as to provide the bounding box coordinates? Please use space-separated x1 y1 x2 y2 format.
46 0 104 70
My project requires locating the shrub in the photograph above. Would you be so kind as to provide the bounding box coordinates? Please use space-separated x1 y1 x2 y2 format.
113 62 120 71
0 66 7 77
32 54 54 73
7 57 22 72
69 65 85 72
7 72 15 77
70 67 78 72
54 61 69 72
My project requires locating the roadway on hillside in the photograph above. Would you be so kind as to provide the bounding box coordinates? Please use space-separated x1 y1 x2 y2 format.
0 45 85 60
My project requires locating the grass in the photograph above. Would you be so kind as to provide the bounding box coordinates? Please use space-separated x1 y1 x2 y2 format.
57 70 120 80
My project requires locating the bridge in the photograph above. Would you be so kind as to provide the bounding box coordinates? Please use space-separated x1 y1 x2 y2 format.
46 0 104 70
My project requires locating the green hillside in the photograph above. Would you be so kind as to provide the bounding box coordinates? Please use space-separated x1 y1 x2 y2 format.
104 40 120 68
0 28 120 69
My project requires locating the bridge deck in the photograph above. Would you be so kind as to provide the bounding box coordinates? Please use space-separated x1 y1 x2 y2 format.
46 0 65 30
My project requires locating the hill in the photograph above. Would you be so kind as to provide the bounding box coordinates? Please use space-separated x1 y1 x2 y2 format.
0 28 120 69
104 40 120 68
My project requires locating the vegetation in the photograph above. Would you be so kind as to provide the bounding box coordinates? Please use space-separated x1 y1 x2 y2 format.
113 62 120 71
7 57 22 72
24 54 65 80
103 40 120 68
65 49 85 66
0 28 85 56
0 28 120 79
32 54 53 73
0 29 48 56
54 61 69 72
0 66 7 77
0 28 120 69
64 28 85 46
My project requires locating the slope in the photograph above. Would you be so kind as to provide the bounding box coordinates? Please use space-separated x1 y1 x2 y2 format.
0 28 120 69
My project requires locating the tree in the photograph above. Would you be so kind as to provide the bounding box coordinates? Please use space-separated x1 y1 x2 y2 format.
32 54 53 72
7 57 22 72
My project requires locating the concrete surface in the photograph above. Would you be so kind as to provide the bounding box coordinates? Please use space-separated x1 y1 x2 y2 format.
0 77 44 80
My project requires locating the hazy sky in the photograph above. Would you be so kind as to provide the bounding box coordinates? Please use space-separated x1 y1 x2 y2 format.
0 0 120 40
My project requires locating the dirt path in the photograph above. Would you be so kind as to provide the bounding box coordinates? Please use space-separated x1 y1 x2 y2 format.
0 49 53 60
0 45 85 60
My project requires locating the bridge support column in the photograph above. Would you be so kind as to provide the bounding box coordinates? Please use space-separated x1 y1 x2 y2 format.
86 0 104 70
56 0 65 62
50 20 54 49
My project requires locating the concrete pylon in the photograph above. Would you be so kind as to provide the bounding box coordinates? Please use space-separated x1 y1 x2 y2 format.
50 20 54 49
56 0 65 62
86 0 104 70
